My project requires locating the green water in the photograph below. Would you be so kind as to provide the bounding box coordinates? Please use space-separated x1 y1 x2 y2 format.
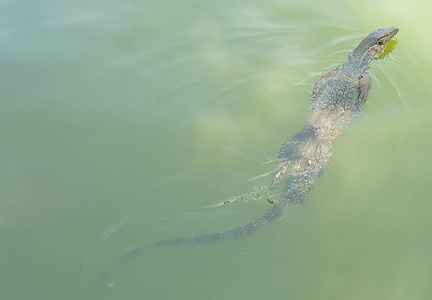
2 0 432 299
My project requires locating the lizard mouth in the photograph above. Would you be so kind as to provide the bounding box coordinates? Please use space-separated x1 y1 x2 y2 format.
374 27 399 59
387 27 399 38
378 27 399 45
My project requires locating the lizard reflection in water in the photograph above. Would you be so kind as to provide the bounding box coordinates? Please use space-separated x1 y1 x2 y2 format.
121 27 399 261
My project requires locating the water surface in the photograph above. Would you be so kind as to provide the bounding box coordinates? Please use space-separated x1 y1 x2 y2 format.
2 0 432 299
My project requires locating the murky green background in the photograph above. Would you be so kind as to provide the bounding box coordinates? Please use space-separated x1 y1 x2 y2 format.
2 0 432 299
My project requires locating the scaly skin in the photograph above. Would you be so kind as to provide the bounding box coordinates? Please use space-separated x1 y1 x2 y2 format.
121 27 399 262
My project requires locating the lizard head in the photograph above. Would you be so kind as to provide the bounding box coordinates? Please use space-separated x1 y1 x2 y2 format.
360 27 399 59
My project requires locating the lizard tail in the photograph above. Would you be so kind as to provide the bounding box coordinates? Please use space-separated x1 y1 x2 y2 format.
119 193 299 263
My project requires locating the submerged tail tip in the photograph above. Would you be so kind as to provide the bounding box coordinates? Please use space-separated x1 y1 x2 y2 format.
118 245 145 263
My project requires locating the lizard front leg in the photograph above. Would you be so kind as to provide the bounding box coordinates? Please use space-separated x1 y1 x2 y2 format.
356 71 372 111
